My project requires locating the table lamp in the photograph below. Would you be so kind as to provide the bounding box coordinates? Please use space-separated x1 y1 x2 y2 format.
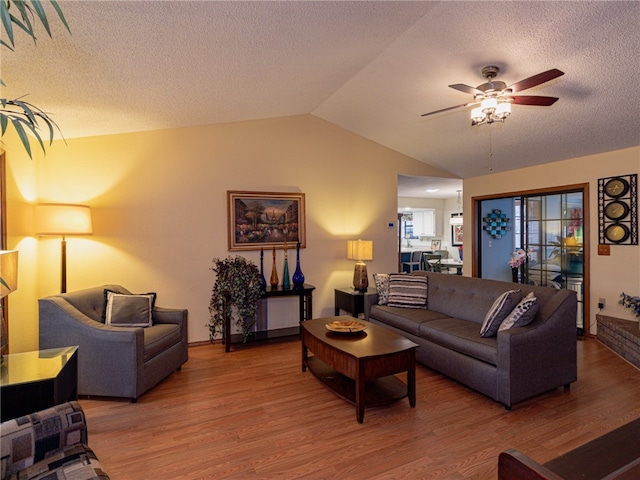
35 204 93 293
347 239 373 292
0 249 18 358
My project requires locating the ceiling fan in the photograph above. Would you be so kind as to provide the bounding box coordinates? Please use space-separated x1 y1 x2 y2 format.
421 66 564 126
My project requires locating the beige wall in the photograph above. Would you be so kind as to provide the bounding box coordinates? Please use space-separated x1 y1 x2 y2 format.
464 146 640 332
5 114 451 352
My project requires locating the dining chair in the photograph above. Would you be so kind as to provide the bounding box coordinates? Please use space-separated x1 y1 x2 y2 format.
423 253 442 272
402 250 424 272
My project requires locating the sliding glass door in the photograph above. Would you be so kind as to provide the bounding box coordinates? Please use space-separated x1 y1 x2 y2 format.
477 185 588 335
521 191 585 334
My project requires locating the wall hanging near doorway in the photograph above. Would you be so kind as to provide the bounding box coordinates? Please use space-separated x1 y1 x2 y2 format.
482 209 511 238
598 174 638 245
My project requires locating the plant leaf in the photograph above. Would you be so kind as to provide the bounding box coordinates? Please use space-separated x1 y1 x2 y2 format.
11 1 36 40
0 0 15 46
29 0 51 37
49 0 70 33
9 117 34 158
0 112 7 134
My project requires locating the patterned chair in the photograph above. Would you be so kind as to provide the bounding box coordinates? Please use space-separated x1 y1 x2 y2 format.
1 401 109 480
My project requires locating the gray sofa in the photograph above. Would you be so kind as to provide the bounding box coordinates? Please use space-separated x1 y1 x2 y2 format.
365 272 577 409
39 285 188 401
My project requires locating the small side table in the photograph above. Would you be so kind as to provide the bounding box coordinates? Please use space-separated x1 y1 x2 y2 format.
334 287 376 318
1 346 78 421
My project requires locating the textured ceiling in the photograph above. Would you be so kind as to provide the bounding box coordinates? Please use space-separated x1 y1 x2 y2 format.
3 1 639 189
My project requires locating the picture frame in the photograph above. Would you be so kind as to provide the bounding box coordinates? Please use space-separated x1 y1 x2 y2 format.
431 239 441 251
452 224 463 246
228 191 306 251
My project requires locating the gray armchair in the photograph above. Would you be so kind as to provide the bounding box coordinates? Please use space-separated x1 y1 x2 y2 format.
39 285 188 401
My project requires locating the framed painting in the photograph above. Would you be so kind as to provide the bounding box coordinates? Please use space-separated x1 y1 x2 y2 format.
452 224 463 246
228 191 306 251
431 239 441 251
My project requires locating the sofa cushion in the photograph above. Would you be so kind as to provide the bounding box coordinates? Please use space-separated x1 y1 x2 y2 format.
105 291 156 327
480 290 522 337
499 292 539 331
420 317 498 365
369 305 449 336
143 323 182 362
373 273 390 305
4 444 110 480
387 274 428 309
0 401 108 479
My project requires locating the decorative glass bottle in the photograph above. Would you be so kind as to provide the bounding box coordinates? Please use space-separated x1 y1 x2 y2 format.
270 247 279 287
282 242 291 289
259 248 266 290
292 241 305 287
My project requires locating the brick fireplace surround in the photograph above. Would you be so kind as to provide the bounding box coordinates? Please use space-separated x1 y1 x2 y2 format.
597 314 640 369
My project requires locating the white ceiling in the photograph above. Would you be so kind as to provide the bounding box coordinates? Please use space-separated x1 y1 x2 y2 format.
3 1 639 195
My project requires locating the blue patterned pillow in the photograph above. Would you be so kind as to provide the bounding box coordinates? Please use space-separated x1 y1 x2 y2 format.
480 290 522 337
387 274 428 309
373 273 390 305
499 292 539 331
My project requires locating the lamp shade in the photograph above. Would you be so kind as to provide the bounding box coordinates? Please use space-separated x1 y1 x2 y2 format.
0 250 18 297
35 204 93 235
347 239 373 261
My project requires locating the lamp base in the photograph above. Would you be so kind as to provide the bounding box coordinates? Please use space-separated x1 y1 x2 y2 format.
353 262 369 292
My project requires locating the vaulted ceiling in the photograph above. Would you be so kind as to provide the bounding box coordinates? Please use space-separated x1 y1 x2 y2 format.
3 1 639 182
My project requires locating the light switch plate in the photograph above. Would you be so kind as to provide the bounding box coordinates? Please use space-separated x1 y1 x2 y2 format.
598 244 610 255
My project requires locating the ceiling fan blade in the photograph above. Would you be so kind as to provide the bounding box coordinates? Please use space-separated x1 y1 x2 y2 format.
448 84 482 95
509 95 559 106
508 69 564 93
421 102 475 117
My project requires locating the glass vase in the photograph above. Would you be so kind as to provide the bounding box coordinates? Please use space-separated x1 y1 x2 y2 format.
293 242 305 287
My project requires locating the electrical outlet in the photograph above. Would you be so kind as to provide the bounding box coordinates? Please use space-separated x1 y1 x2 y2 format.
598 298 606 309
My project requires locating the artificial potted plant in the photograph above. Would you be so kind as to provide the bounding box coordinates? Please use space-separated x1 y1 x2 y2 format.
1 0 70 158
209 256 262 343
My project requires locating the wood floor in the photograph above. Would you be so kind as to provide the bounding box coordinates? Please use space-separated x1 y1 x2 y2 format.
81 336 640 479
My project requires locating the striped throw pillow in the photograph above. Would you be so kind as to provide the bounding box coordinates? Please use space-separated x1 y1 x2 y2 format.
480 289 521 337
387 274 428 309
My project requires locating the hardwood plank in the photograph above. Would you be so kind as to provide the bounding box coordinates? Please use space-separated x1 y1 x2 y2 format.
80 338 640 479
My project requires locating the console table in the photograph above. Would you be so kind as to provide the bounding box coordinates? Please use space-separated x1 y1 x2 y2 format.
224 284 315 352
1 346 78 421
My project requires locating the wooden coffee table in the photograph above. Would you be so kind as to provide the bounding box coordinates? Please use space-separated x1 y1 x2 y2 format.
301 316 418 423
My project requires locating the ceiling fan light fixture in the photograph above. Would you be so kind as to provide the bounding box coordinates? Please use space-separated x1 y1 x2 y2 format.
425 66 564 127
495 101 511 119
471 107 484 124
471 98 511 126
481 97 497 113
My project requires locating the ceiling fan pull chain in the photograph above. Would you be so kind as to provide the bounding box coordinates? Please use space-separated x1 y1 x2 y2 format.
488 128 493 172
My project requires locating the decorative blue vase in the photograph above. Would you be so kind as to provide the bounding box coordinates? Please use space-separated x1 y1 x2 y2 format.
292 241 305 287
259 248 266 290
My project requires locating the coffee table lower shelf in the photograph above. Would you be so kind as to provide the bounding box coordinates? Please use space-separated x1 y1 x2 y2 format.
305 356 409 408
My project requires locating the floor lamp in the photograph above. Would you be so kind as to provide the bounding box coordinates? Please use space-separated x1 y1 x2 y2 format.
35 204 93 293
